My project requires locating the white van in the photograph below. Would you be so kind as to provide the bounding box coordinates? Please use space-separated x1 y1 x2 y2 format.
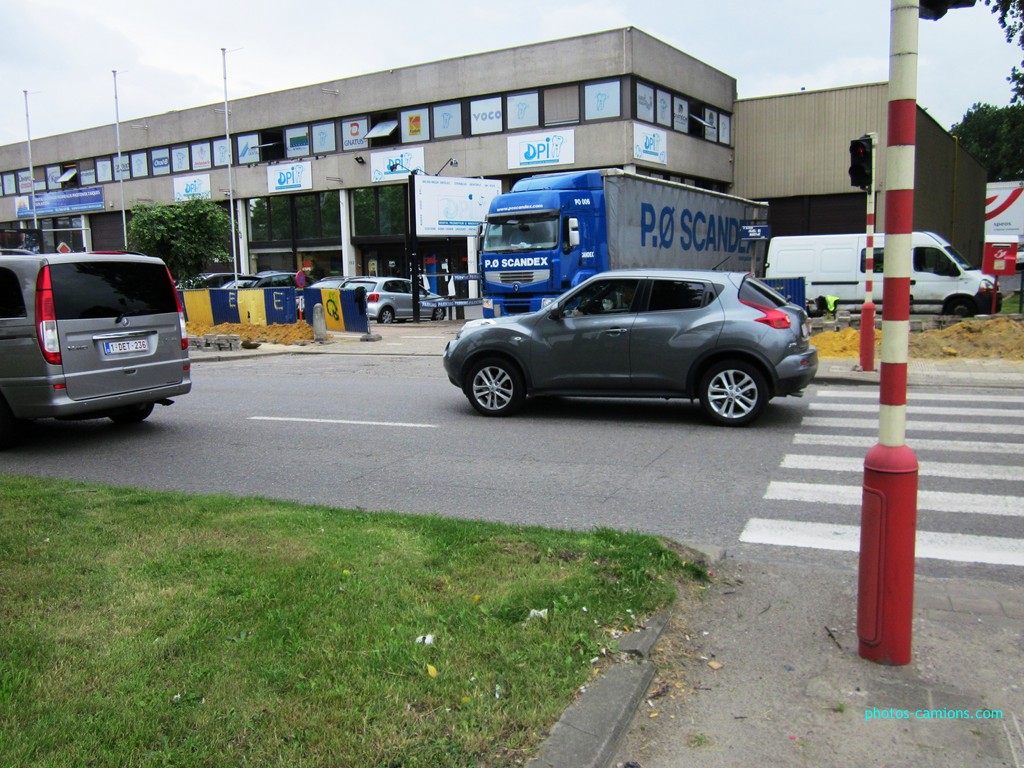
765 231 999 316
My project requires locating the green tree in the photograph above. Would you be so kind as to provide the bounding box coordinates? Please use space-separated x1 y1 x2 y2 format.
127 199 231 279
950 102 1024 180
985 0 1024 100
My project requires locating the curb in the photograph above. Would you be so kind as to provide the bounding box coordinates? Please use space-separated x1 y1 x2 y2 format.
525 613 670 768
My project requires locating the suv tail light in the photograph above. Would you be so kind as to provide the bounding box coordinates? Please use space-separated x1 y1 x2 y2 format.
167 267 189 351
366 292 380 303
740 298 792 329
35 265 62 365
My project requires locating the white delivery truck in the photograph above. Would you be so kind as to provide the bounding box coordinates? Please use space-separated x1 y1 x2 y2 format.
765 231 999 317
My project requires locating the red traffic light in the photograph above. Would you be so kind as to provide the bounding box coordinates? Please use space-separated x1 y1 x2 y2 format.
849 137 873 189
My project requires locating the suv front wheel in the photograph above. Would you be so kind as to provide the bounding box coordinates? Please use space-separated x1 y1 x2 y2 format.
699 361 767 427
465 358 525 416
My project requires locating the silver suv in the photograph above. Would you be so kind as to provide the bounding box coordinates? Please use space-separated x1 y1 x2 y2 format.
443 270 817 426
0 251 191 448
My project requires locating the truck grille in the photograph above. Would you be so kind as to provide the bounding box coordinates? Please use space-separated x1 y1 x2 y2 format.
491 270 550 285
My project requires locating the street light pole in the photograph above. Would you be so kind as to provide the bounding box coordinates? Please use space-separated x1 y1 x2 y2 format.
23 90 38 230
222 47 239 282
113 70 128 249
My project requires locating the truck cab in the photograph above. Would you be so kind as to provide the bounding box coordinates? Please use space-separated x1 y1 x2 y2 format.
479 171 607 317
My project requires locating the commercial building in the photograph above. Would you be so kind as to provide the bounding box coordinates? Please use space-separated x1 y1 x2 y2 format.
0 27 987 275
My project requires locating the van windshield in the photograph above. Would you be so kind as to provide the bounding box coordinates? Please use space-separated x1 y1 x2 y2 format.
49 261 178 320
943 245 973 270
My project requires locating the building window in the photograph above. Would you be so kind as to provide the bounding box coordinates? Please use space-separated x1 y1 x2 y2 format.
506 92 539 130
151 148 170 175
113 156 130 181
544 85 579 126
352 185 407 237
171 147 189 173
401 108 430 143
470 96 503 135
636 83 655 123
213 138 230 166
584 80 620 120
79 160 96 185
432 104 462 138
719 114 732 146
238 133 260 164
320 190 341 239
657 90 672 128
673 97 689 133
286 126 310 158
312 122 337 154
1 173 15 196
96 158 113 183
130 152 148 177
191 142 212 170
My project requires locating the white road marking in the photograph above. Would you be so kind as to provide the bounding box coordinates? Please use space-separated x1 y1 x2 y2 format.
810 402 1013 418
781 454 1023 481
802 417 1009 434
739 518 1024 567
764 481 1024 517
793 433 1024 455
250 416 437 428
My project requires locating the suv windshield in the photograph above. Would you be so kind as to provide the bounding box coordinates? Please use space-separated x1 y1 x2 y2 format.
49 261 178 320
482 216 558 253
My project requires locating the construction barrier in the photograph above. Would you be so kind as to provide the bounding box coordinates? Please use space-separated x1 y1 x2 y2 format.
179 288 369 334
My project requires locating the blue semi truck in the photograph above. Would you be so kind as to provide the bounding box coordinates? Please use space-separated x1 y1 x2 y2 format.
478 169 768 317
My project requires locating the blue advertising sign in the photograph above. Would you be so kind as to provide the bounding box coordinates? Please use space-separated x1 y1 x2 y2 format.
17 187 105 218
741 224 771 240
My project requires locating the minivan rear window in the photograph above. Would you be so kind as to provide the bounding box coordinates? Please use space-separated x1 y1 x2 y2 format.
49 262 178 320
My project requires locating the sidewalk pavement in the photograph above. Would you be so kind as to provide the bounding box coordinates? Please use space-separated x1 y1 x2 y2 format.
189 319 1024 768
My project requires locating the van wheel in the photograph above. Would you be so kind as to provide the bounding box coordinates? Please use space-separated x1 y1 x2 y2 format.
699 361 767 427
0 397 26 450
943 297 976 317
465 358 525 416
109 403 154 424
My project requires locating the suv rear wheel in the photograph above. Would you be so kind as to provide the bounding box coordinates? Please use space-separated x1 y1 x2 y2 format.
465 357 525 416
699 361 767 427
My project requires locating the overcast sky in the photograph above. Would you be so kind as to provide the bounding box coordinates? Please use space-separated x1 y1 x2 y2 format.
3 0 1019 148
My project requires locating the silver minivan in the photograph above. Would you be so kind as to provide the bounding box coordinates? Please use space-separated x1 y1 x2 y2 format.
0 251 191 448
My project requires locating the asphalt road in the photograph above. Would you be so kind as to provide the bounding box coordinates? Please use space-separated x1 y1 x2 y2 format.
3 352 1020 584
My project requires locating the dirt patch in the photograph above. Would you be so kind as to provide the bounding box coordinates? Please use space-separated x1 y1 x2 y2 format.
186 322 316 346
812 316 1024 360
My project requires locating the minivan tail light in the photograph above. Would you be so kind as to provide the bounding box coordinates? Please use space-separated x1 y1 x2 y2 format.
35 265 62 365
740 298 792 329
167 267 189 351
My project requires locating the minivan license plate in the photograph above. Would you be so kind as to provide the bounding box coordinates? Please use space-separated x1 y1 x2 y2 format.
103 339 149 355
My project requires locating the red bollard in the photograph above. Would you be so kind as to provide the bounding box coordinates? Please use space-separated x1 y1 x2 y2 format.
859 301 876 372
858 443 919 665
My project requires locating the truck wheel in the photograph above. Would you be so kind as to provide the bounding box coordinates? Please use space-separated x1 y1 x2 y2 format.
0 397 26 450
465 358 525 416
109 403 154 424
943 297 976 317
699 361 767 427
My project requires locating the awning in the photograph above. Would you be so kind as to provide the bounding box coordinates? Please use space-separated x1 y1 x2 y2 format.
363 120 398 139
57 168 78 183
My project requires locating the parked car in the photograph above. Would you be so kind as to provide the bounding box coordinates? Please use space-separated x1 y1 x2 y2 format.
341 277 447 322
178 271 257 289
0 250 191 448
442 270 817 426
221 271 302 289
308 276 352 291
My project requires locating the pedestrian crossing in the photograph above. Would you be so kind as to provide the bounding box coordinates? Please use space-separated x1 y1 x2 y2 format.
740 385 1024 568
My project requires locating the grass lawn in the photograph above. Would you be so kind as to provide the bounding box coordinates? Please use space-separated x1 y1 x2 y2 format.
0 474 703 767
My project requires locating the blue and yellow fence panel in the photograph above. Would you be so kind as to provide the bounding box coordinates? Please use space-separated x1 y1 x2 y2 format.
179 287 367 334
303 288 369 334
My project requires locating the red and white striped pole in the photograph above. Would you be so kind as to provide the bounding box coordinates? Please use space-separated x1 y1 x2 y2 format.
859 132 878 373
857 0 921 666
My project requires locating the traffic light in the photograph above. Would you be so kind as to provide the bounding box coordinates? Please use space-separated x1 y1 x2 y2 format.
849 137 872 190
919 0 976 21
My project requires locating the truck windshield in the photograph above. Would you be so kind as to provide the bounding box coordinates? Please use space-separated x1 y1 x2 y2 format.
482 216 558 253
